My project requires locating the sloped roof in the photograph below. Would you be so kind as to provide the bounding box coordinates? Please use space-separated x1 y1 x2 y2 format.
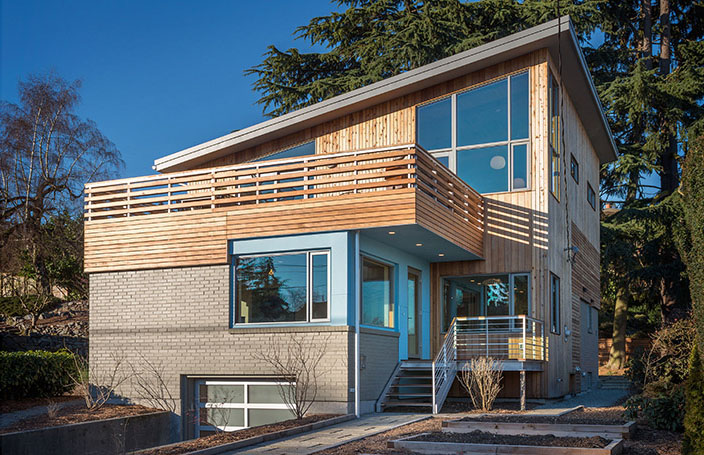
155 16 617 172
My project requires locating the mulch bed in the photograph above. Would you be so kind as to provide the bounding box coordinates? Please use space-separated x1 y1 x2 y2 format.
0 404 158 434
139 414 339 455
409 430 611 448
0 395 80 414
460 406 628 425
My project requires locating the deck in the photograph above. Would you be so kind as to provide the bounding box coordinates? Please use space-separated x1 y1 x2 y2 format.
83 144 485 272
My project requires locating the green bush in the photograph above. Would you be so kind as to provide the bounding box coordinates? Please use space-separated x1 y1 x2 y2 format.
683 345 704 454
624 385 686 431
0 350 79 400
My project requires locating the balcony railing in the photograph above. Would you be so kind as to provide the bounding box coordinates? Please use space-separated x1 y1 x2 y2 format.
84 144 482 227
432 315 546 413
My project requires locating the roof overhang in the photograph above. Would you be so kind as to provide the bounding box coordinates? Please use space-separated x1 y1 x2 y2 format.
155 16 617 173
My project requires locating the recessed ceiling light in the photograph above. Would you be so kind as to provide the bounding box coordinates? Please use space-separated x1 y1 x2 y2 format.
415 243 423 247
438 253 445 257
388 231 396 235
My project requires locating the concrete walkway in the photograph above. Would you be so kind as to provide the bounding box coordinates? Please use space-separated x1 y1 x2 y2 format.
0 399 83 429
222 413 427 455
529 387 628 414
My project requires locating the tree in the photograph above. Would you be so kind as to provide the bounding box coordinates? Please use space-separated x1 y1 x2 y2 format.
0 72 122 296
683 344 704 454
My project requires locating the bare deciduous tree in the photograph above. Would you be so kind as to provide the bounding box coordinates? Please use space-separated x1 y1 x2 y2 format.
458 357 503 411
0 72 122 293
253 333 331 420
69 352 131 411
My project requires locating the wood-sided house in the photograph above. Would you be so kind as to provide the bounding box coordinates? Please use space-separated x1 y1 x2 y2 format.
85 17 615 439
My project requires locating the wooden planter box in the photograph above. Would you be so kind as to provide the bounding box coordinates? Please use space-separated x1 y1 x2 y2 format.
442 420 636 439
389 433 624 455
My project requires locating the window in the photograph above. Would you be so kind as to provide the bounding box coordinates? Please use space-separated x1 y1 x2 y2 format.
550 273 560 334
441 273 530 331
416 72 530 194
253 141 315 162
548 72 561 199
234 251 329 324
195 380 295 436
587 183 597 210
571 154 579 183
587 304 593 334
362 257 394 328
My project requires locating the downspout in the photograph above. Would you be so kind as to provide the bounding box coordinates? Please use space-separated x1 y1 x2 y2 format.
354 230 361 418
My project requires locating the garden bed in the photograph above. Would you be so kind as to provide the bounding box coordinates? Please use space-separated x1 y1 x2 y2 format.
0 403 157 434
389 431 623 454
135 414 349 455
0 395 80 414
460 407 628 425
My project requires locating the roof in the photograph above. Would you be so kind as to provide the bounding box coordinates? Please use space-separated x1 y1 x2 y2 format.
154 16 618 172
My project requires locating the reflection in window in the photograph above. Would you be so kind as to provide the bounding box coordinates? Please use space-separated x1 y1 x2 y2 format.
254 141 315 162
416 72 530 194
441 273 530 331
551 273 560 334
362 257 394 328
235 251 329 324
587 183 597 210
549 72 561 199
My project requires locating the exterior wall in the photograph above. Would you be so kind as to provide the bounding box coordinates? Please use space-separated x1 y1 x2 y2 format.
89 265 353 439
359 328 399 413
580 301 599 390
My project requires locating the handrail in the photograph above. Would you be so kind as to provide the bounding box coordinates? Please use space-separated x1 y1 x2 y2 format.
432 317 458 414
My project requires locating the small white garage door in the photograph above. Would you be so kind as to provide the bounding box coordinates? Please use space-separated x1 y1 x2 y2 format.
195 380 296 437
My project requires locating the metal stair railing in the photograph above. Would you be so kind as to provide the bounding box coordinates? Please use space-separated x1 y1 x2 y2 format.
432 317 458 414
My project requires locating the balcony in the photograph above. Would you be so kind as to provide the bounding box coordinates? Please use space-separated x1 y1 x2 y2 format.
84 144 485 273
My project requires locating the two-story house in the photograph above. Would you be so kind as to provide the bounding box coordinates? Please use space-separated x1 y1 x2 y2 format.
85 16 615 439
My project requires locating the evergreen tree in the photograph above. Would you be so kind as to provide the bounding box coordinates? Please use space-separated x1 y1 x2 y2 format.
683 344 704 454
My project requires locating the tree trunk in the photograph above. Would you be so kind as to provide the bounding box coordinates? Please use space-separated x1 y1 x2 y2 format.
642 0 652 69
658 0 679 194
608 291 628 370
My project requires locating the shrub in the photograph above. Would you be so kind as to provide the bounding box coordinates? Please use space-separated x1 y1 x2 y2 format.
0 350 79 400
683 345 704 454
624 385 685 431
458 357 503 411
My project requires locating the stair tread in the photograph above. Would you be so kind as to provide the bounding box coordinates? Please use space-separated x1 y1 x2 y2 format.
386 393 432 397
391 383 432 387
382 402 433 407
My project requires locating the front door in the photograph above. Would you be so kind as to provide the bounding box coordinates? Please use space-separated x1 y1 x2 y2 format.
407 268 422 358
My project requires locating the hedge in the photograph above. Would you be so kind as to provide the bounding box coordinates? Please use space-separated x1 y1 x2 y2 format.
0 350 79 400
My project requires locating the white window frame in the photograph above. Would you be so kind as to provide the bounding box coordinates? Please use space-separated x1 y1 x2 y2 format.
233 250 331 326
420 71 531 194
195 380 295 436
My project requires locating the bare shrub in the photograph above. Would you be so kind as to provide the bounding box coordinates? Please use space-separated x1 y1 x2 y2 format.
458 357 503 411
69 352 131 410
46 401 60 419
253 333 332 420
129 354 176 412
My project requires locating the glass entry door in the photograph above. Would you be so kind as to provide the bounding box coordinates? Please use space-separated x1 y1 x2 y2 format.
407 269 422 358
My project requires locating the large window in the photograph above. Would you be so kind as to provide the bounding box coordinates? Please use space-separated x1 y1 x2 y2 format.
550 273 560 334
253 141 315 162
362 257 394 328
441 273 530 331
235 251 329 324
416 72 530 194
195 380 295 436
548 72 561 199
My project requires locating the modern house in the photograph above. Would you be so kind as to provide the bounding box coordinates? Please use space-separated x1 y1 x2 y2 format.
85 16 615 439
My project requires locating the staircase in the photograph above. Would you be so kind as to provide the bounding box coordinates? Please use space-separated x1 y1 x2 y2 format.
599 375 631 390
377 360 434 411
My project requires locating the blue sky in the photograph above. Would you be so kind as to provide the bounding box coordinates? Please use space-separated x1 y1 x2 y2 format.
1 0 337 178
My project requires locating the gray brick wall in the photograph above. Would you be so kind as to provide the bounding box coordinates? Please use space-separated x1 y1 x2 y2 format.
89 265 354 437
360 328 399 401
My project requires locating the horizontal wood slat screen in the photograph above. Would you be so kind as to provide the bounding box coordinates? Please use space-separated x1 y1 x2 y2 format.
84 144 484 272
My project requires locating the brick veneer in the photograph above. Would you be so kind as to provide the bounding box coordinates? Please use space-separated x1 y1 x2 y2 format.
89 265 355 437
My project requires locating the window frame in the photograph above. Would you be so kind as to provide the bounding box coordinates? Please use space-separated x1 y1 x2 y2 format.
233 250 331 326
195 379 295 435
360 255 396 330
570 154 580 184
587 182 597 210
416 71 531 194
548 71 561 200
550 273 561 335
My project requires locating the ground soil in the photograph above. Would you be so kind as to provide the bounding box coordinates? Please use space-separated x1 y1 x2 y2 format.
460 406 628 425
384 400 540 414
313 410 682 455
138 414 340 455
0 395 80 414
409 430 611 448
0 403 158 434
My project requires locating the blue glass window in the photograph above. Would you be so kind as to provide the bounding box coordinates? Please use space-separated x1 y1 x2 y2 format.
362 257 394 328
511 72 529 140
417 98 452 151
254 141 315 162
457 145 508 194
512 144 528 190
457 79 508 147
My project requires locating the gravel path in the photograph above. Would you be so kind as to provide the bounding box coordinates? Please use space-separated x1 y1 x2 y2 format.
532 388 628 412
